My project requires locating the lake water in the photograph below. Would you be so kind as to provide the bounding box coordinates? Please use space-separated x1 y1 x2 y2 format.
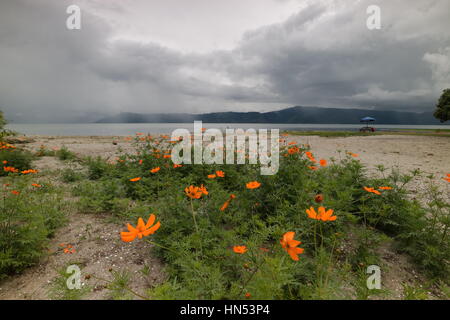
6 123 450 136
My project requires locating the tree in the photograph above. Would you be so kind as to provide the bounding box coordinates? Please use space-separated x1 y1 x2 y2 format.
0 110 5 130
434 89 450 123
0 110 14 140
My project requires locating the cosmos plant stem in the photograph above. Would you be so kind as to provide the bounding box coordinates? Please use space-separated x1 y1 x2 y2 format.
313 220 318 256
144 239 178 255
189 197 204 257
89 274 149 300
323 236 337 291
190 197 199 233
239 245 272 297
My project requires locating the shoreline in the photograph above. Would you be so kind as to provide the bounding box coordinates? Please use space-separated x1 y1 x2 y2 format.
6 124 450 138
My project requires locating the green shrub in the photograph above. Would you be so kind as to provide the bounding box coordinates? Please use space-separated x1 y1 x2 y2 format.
86 156 113 180
61 168 84 183
0 177 66 278
0 147 34 176
73 179 131 215
35 145 57 157
56 146 77 161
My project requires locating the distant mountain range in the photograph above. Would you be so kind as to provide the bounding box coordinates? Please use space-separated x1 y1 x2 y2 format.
96 106 447 125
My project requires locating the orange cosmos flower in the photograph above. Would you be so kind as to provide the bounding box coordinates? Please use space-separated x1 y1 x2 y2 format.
31 183 42 188
220 201 230 211
199 184 208 195
208 174 216 179
319 159 327 167
314 194 324 203
150 167 160 173
246 181 261 189
216 170 225 177
63 244 76 254
2 160 7 164
21 169 38 174
280 232 304 261
348 152 359 157
363 187 381 195
288 146 300 155
305 151 317 163
306 206 337 222
129 177 141 182
233 246 248 254
185 185 203 199
444 177 450 182
163 155 171 159
288 141 297 145
3 166 19 173
120 214 161 243
308 166 318 170
173 164 182 168
220 194 236 211
378 186 393 190
245 292 251 298
11 190 20 195
138 159 143 165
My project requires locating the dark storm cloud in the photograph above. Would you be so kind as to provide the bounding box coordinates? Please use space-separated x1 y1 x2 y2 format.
0 0 449 122
233 0 450 111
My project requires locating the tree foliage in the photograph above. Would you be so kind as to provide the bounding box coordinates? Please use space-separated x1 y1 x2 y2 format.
0 110 5 130
434 89 450 123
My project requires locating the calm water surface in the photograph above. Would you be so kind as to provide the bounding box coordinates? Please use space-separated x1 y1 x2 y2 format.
6 123 450 136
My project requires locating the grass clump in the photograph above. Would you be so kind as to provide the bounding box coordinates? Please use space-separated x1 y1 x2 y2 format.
61 168 84 183
56 146 77 161
0 144 34 176
49 264 90 300
0 176 67 278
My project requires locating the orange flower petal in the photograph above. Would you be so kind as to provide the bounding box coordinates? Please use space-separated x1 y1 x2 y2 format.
120 232 136 242
145 214 156 229
143 221 161 236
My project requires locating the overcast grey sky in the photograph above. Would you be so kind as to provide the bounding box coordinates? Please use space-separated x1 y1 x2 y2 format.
1 0 449 122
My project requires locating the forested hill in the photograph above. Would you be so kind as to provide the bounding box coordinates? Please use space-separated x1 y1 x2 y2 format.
96 106 444 124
